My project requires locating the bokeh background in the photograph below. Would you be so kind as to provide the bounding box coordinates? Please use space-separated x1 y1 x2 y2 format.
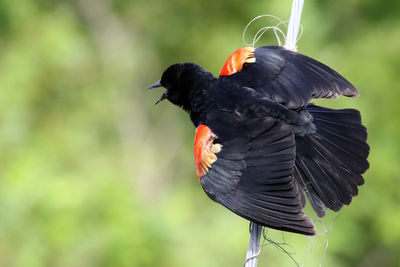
0 0 399 266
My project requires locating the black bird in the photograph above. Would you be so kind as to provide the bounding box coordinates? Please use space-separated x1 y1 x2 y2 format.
148 46 369 235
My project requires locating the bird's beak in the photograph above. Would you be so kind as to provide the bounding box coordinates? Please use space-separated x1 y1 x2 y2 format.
146 80 162 90
155 91 168 105
147 80 167 104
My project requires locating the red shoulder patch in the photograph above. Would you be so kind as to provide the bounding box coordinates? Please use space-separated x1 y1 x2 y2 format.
194 125 222 179
219 47 256 76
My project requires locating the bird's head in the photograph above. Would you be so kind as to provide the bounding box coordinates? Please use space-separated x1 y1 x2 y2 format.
147 63 213 112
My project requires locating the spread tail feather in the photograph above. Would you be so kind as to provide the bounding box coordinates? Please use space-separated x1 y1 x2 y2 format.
294 104 369 217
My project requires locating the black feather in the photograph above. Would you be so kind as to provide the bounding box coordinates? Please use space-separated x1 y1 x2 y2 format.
227 46 359 110
201 118 316 236
294 104 369 217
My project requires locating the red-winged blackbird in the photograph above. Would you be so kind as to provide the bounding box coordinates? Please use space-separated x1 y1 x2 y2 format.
148 46 369 235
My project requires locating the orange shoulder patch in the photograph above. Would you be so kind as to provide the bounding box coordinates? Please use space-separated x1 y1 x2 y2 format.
194 125 223 179
219 47 256 76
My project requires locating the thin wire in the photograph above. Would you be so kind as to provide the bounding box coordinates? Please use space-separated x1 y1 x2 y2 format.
315 212 341 267
300 235 315 267
261 228 300 267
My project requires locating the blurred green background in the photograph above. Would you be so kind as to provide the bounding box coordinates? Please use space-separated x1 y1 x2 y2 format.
0 0 399 266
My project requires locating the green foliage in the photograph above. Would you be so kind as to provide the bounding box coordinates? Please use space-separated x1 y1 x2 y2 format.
0 0 398 266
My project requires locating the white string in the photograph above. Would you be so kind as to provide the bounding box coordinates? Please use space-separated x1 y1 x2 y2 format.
242 0 305 51
242 15 288 47
284 0 305 51
297 24 304 43
253 26 287 47
300 236 315 267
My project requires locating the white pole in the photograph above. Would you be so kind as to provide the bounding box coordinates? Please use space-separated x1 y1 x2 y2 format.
284 0 304 51
244 223 263 267
243 2 305 266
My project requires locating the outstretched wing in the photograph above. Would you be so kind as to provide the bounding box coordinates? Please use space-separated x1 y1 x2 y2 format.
199 116 315 235
223 46 358 110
